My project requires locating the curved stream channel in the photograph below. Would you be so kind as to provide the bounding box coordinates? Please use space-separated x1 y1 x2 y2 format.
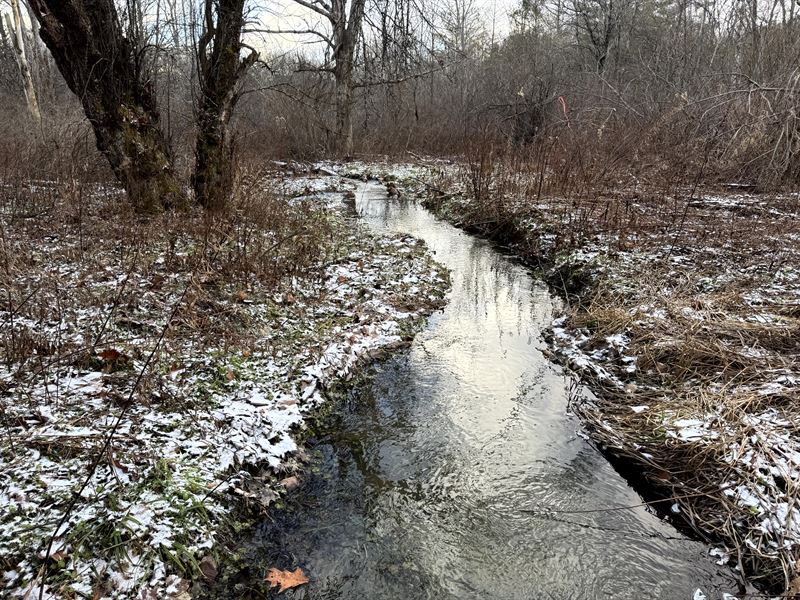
237 183 738 598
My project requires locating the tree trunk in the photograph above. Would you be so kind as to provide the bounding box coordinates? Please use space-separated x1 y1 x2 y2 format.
194 106 235 212
334 62 355 156
28 0 182 213
7 0 40 123
329 0 366 157
193 0 256 211
0 17 8 49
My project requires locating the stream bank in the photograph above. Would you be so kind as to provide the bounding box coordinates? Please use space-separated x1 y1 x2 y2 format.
357 158 800 595
0 170 448 599
203 177 742 599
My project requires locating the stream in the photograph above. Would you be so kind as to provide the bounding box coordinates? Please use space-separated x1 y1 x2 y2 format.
240 182 738 599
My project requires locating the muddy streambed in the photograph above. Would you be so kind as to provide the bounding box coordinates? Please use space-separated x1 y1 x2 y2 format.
228 183 739 599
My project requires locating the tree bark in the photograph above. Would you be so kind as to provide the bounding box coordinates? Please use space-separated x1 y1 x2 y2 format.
28 0 182 213
194 0 257 211
7 0 40 123
334 60 355 156
0 16 8 50
331 0 366 156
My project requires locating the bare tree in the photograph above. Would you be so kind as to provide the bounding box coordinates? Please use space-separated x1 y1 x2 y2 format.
6 0 40 122
194 0 258 211
28 0 182 212
569 0 626 75
265 0 367 155
330 0 368 155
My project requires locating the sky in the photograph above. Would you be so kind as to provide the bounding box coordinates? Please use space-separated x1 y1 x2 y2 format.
253 0 519 53
0 0 519 56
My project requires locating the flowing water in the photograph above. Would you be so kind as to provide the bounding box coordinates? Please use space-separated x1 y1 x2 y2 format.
241 183 739 599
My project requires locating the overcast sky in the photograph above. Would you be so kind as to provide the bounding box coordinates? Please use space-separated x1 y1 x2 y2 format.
253 0 519 53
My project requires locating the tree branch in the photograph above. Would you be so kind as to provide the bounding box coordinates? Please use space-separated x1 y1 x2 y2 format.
288 0 332 21
247 27 333 48
352 62 451 88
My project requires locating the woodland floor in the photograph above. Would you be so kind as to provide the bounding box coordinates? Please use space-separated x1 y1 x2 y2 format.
0 167 448 599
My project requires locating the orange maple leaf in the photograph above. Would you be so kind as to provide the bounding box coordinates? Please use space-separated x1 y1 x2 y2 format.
265 567 309 593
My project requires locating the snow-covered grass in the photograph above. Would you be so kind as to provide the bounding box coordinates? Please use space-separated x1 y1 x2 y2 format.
0 170 448 598
553 245 800 593
401 156 800 594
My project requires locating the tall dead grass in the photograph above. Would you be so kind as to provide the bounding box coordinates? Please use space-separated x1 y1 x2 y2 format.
0 159 337 373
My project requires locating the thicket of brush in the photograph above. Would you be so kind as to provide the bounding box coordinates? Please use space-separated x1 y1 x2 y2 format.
2 0 799 195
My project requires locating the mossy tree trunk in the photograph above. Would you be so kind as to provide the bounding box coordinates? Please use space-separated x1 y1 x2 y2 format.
28 0 182 213
194 0 257 212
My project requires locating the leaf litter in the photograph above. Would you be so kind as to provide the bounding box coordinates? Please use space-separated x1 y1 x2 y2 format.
265 567 309 593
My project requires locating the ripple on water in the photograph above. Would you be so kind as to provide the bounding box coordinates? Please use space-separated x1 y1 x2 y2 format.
235 183 740 600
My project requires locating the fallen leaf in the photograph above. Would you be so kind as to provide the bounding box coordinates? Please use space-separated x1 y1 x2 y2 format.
265 567 309 593
279 476 300 490
98 348 131 373
99 348 122 362
199 555 218 581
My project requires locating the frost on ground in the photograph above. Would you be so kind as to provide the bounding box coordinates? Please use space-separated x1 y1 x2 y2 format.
407 160 800 594
0 171 448 599
544 218 800 592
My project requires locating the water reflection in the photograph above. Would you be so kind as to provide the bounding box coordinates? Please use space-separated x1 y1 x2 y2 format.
244 183 738 599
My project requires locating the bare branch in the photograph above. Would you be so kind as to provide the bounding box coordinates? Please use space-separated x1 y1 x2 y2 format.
246 27 333 48
287 0 332 21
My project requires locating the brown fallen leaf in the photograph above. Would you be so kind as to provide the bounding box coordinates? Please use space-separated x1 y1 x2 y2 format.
265 567 309 593
199 555 218 581
99 348 122 362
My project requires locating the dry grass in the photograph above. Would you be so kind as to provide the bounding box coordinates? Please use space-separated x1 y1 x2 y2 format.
568 260 799 591
0 166 339 368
